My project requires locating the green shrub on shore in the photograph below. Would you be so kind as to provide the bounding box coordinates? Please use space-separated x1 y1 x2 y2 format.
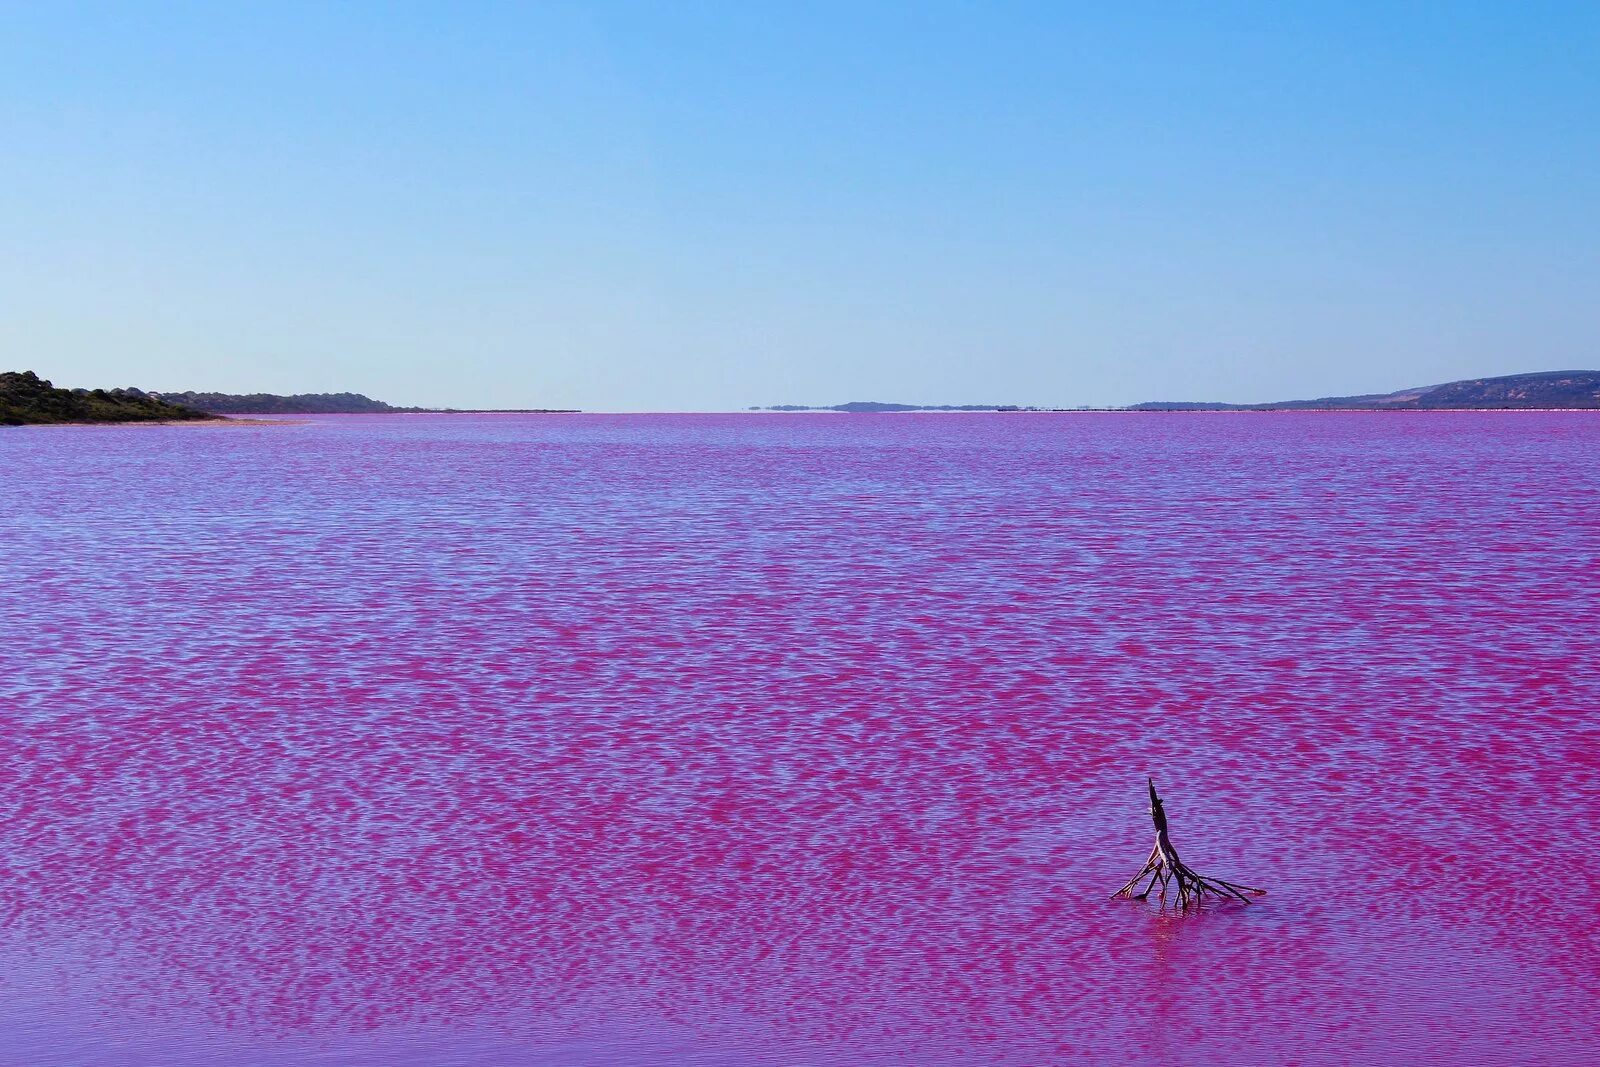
0 370 216 425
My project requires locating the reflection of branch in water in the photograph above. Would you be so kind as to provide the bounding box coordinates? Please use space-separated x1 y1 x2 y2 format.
1112 779 1264 909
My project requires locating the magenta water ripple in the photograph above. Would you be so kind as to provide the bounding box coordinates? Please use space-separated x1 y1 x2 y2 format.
1 412 1597 1064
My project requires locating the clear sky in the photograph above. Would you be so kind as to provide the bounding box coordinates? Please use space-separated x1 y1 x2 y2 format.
3 2 1596 411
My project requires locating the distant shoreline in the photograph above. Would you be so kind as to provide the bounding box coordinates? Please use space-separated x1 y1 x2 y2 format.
760 371 1600 414
14 407 1596 428
269 406 1600 415
749 406 1600 415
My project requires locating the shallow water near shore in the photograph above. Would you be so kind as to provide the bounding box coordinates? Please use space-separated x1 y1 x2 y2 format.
2 412 1597 1065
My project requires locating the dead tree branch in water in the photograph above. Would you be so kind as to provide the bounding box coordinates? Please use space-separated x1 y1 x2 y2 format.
1112 779 1265 908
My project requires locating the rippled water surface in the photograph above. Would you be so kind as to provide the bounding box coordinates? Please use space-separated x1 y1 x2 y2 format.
2 412 1597 1065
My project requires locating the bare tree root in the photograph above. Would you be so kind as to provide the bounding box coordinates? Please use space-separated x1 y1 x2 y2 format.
1111 779 1265 909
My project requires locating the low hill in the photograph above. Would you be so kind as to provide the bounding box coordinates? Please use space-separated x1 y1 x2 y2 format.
157 390 421 414
1133 370 1600 411
1 371 214 425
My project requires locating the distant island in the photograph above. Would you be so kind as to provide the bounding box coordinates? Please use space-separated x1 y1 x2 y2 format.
755 401 1048 412
2 371 214 425
1132 370 1600 411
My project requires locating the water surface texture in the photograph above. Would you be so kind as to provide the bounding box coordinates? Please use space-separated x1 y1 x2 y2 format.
2 413 1597 1065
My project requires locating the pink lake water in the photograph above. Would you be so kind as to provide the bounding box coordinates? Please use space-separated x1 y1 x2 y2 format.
1 412 1597 1065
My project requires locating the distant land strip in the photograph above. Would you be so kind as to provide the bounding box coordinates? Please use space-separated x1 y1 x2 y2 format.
763 370 1600 413
156 389 424 414
2 373 581 423
754 401 1058 412
1128 370 1600 411
11 368 1599 425
155 390 578 415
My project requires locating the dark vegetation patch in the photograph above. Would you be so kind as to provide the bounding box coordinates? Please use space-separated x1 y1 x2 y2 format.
1 371 215 425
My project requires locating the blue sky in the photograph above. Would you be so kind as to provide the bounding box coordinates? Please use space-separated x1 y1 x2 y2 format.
3 2 1596 410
